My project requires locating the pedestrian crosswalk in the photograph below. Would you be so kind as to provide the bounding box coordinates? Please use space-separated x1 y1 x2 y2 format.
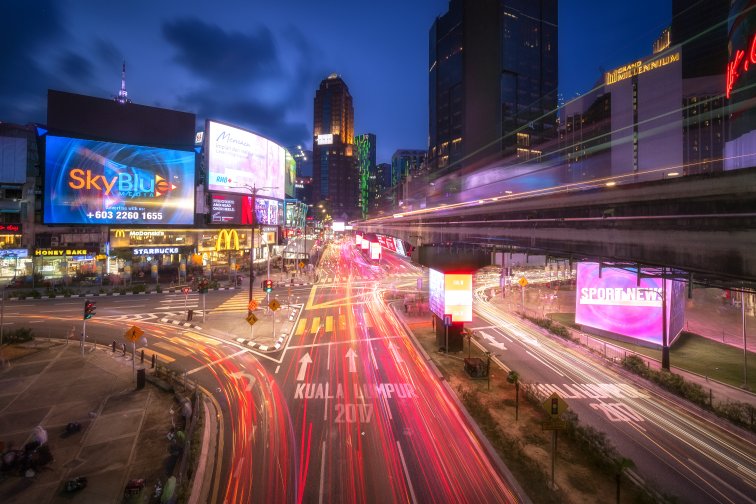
317 273 420 284
212 290 269 313
293 314 350 336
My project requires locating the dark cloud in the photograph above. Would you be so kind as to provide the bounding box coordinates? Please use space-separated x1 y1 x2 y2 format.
58 51 94 82
94 38 123 67
0 0 66 123
162 18 281 86
178 90 309 148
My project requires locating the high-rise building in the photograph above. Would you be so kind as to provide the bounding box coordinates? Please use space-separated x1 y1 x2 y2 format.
428 0 558 173
390 149 427 207
354 133 376 219
371 162 391 213
670 0 729 79
312 74 358 219
288 145 313 178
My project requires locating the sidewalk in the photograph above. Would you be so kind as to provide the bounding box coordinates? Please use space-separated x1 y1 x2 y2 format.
0 341 181 503
159 271 304 352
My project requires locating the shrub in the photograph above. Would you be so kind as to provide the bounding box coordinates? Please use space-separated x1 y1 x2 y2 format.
131 284 145 294
4 327 33 343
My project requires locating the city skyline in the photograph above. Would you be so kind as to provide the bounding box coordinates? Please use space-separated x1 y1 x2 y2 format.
1 0 669 163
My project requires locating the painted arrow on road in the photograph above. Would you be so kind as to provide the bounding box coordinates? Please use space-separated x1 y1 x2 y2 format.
230 371 257 392
345 348 357 373
297 352 312 381
480 332 507 351
387 342 403 364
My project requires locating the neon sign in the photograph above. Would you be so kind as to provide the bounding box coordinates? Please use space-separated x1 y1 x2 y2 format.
726 33 756 99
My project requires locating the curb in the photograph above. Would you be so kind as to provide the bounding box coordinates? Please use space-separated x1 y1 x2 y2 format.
188 395 218 504
8 286 240 302
159 318 203 330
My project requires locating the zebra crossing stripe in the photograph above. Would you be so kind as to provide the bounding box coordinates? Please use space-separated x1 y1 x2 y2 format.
296 319 307 336
325 315 334 332
310 317 320 333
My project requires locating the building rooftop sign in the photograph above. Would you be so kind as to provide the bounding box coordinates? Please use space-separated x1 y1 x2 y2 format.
605 51 680 86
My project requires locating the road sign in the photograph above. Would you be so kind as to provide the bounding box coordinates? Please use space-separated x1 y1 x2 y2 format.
542 392 569 417
181 287 190 295
269 299 281 311
248 300 258 311
443 314 453 327
299 261 305 269
518 277 529 287
541 418 567 431
246 313 258 326
124 325 144 343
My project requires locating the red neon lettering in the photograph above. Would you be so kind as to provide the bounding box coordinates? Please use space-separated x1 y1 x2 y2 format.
726 33 756 99
726 49 745 99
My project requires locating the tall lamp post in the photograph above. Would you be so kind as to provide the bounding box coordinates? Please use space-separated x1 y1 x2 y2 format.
231 184 277 316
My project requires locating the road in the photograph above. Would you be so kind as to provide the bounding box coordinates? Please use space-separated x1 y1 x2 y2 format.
269 242 520 502
469 279 756 504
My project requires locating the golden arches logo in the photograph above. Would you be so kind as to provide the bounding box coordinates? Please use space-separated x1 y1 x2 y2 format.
215 229 240 251
114 230 126 238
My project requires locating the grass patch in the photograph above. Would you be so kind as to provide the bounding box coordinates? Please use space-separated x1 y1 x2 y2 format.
593 331 756 388
547 312 580 330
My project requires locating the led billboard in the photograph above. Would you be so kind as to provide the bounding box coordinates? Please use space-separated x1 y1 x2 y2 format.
575 262 685 346
428 269 473 323
206 121 285 200
370 241 381 260
209 193 254 225
255 198 280 226
44 135 195 225
332 221 345 232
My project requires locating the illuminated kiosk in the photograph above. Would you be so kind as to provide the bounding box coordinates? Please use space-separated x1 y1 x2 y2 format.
428 268 473 352
575 262 685 349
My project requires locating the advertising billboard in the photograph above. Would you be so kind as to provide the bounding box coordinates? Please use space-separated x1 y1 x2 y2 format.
575 262 685 346
356 233 362 246
44 135 195 225
332 221 345 232
209 193 254 225
428 269 473 323
255 198 279 226
206 121 285 200
285 150 296 198
370 241 381 260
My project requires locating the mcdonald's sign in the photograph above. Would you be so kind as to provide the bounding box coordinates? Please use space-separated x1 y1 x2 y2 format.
215 229 240 251
114 229 126 238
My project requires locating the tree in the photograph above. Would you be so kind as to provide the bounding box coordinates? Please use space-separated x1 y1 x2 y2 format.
507 370 521 421
613 457 635 503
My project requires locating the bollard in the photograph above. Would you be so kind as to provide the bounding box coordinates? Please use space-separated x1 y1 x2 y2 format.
122 343 126 356
141 349 144 364
112 340 116 352
152 353 156 369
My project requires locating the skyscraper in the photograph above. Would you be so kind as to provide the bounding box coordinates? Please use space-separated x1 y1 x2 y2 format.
428 0 558 173
354 133 376 219
312 74 358 219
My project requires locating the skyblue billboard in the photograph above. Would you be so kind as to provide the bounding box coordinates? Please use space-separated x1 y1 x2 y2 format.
44 136 195 225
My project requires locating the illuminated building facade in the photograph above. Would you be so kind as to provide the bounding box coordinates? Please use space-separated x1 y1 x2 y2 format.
428 0 558 173
724 0 756 171
354 133 376 219
312 74 359 219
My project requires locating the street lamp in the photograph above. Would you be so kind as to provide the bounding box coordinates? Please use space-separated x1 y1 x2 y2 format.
230 184 278 316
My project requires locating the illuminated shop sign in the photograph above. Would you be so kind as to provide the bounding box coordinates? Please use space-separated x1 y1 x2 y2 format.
604 51 680 86
370 241 381 260
133 247 183 256
0 223 21 233
428 269 473 323
316 134 333 145
215 229 240 251
332 221 345 232
34 248 94 256
0 248 28 259
575 262 685 346
206 121 285 199
44 135 195 225
129 230 165 237
726 32 756 99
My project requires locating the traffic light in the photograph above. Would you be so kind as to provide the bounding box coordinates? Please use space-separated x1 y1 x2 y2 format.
197 279 208 294
83 300 96 320
262 279 273 293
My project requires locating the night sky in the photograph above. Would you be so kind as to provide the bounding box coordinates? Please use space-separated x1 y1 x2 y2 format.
1 0 669 163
